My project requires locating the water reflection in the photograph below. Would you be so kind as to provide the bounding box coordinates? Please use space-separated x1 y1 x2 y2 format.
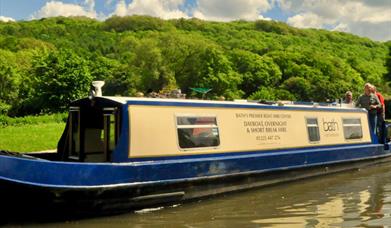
6 164 391 227
249 165 391 228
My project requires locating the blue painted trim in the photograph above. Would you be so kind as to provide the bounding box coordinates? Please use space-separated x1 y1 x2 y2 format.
126 100 367 113
111 104 130 162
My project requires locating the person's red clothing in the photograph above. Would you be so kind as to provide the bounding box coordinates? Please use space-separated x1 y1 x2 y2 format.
376 91 385 114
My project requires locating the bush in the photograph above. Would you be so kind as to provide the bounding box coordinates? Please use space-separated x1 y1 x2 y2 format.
0 101 10 115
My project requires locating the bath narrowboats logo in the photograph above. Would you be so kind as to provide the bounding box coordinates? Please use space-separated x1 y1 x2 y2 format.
322 118 339 132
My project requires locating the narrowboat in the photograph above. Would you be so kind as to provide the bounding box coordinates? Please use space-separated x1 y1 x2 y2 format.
1 83 391 216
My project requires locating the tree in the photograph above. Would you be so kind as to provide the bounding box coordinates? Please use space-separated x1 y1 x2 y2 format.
385 42 391 88
0 16 388 116
104 64 140 96
103 15 173 32
131 38 176 93
0 50 20 114
28 49 92 113
281 77 312 101
172 41 243 99
230 49 282 97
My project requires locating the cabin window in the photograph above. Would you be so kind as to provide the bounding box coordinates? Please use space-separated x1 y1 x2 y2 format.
306 118 320 142
176 116 220 149
342 118 363 140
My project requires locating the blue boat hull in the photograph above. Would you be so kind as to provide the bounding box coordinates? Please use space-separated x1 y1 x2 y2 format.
1 144 390 217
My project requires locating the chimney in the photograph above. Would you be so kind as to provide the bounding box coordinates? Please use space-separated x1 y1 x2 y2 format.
91 81 105 97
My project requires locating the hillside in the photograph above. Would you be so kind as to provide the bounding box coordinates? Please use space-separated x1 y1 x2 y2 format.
0 16 389 115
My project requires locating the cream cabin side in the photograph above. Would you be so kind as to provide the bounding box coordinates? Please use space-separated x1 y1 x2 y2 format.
128 105 371 158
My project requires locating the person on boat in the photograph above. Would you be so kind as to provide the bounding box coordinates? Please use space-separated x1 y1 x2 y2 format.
370 85 386 143
343 91 354 105
356 83 382 136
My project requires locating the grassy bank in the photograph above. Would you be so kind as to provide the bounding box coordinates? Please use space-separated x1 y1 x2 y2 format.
0 122 65 152
0 113 67 127
0 114 66 152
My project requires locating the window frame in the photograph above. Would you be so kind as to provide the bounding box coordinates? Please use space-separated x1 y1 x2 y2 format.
175 114 221 151
305 117 321 143
342 117 363 140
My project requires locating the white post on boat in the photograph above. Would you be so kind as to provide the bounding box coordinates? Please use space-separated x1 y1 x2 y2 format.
91 81 105 97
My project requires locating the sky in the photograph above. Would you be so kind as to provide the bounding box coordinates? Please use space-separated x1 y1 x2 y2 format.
0 0 390 41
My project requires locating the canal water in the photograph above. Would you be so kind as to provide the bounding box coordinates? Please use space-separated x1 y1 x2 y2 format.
5 163 391 227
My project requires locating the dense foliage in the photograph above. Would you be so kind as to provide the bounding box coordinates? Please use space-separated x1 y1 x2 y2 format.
0 16 389 116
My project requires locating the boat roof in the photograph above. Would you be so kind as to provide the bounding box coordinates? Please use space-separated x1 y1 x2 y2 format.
97 96 361 111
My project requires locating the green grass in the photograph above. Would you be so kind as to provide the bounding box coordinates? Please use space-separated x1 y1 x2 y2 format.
0 122 65 152
0 113 67 127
